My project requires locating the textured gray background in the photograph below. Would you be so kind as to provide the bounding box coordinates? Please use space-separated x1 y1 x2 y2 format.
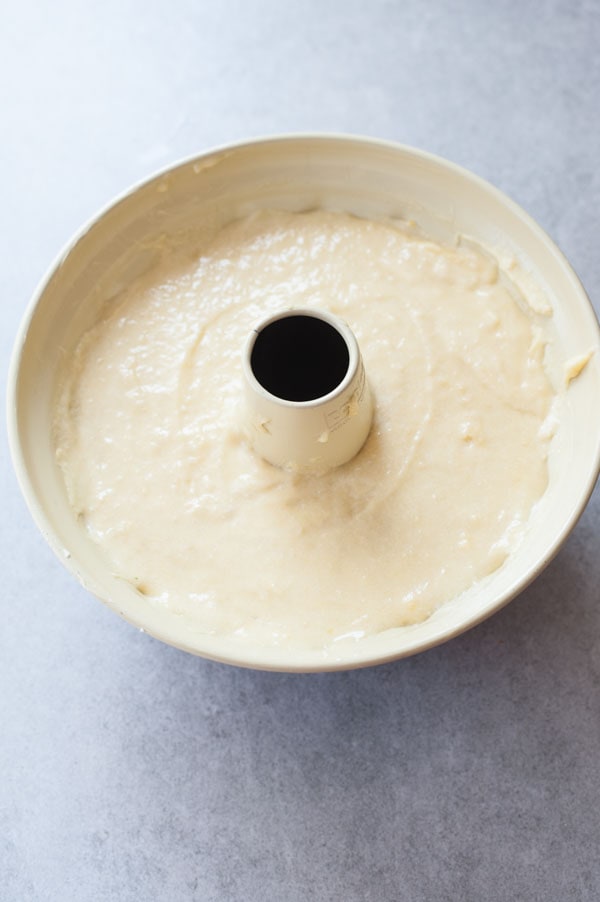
2 1 600 899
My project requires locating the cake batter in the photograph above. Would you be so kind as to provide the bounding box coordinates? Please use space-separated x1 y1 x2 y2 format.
54 210 555 649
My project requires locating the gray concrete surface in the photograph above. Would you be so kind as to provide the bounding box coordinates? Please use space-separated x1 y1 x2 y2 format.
2 1 600 899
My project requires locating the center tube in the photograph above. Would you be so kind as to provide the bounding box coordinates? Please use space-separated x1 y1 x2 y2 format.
242 308 373 472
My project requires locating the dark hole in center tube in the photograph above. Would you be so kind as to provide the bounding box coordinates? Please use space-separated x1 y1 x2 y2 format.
250 314 350 402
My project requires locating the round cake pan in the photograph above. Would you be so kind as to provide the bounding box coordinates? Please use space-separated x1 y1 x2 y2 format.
7 135 600 671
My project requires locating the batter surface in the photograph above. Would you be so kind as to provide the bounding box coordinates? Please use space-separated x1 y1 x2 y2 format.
55 210 555 649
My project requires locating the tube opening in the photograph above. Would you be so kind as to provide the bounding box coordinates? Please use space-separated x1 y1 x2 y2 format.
250 313 350 402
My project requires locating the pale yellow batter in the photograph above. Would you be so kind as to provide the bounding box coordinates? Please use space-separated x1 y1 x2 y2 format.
55 210 555 649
